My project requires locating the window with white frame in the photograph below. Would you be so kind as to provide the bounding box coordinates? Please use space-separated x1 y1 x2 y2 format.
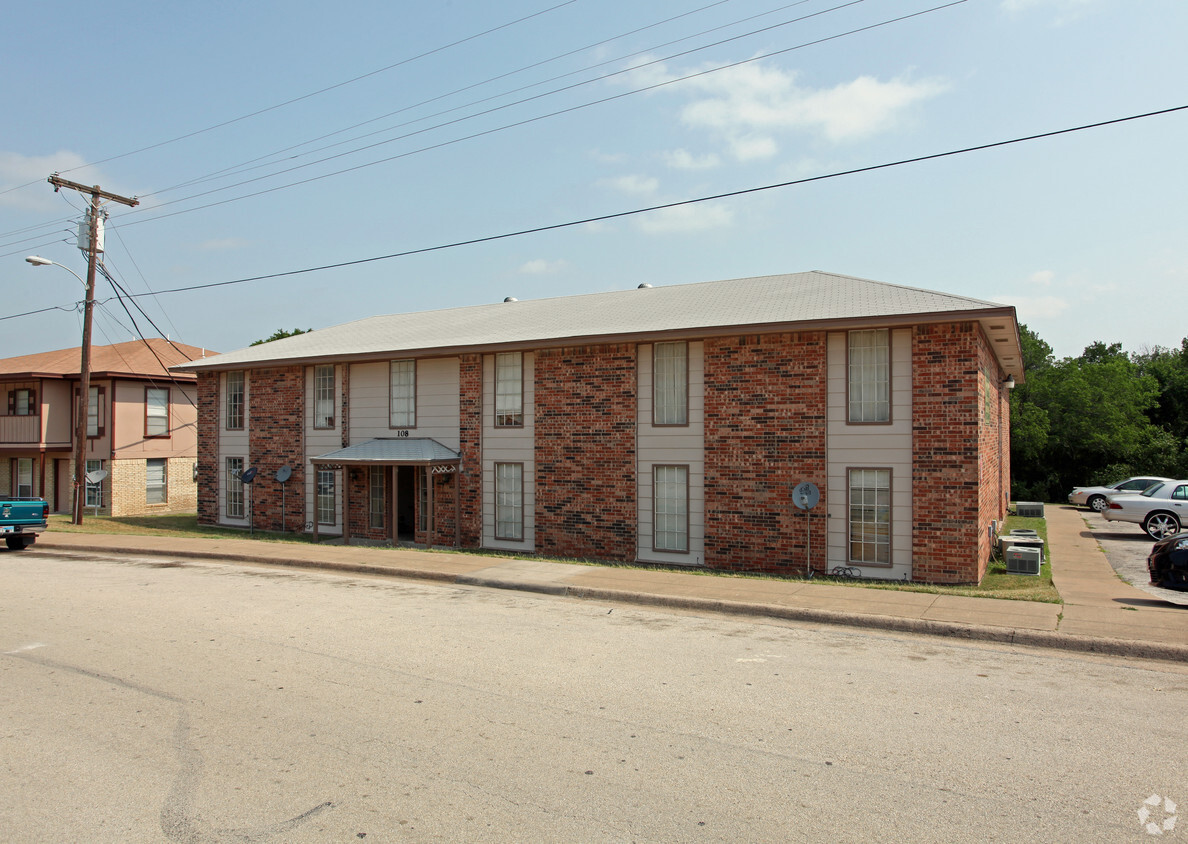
314 365 335 428
226 457 244 518
494 352 523 427
146 458 167 504
653 465 689 552
86 458 105 507
317 469 336 525
848 329 890 423
16 457 33 498
417 468 428 533
494 462 523 541
849 468 891 564
145 387 170 437
226 371 245 429
369 466 384 530
389 360 416 428
653 342 688 425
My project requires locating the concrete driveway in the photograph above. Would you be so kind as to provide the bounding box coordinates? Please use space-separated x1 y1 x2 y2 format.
1078 508 1188 606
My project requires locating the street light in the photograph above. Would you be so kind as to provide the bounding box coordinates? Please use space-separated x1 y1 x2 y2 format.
26 254 94 525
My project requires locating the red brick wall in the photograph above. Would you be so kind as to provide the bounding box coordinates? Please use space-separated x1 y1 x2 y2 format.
977 325 1011 569
458 354 483 546
196 372 218 525
703 332 828 574
911 323 982 583
534 344 636 560
245 367 305 533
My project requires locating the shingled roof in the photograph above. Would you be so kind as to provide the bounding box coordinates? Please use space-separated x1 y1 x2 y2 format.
175 271 1023 377
0 339 211 381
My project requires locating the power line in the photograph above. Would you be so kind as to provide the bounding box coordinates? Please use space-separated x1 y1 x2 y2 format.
113 0 934 228
0 0 583 195
94 104 1188 300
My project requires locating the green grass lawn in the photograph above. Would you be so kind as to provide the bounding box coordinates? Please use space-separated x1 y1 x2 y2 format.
48 511 1061 603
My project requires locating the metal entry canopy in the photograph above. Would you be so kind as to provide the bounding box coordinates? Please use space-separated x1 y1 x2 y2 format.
310 437 461 468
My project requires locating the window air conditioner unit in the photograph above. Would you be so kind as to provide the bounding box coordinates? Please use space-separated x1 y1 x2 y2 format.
1005 546 1042 576
1015 501 1045 517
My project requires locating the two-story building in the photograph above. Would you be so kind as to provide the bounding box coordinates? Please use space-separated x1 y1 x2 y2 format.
176 272 1023 584
0 339 209 516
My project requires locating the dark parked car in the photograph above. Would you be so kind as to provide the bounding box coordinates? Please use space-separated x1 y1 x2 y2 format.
1147 532 1188 591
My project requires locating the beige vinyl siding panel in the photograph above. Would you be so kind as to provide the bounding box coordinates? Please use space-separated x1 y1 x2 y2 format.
826 329 913 579
482 352 534 550
347 357 460 449
414 357 461 450
41 380 73 446
217 371 249 526
305 365 341 533
637 342 705 565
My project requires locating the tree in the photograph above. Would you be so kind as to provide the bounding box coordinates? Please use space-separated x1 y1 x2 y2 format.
251 328 311 346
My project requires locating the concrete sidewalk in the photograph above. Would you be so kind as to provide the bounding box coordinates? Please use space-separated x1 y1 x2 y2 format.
33 504 1188 662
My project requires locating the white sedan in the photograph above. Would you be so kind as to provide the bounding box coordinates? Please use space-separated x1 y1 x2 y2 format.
1102 480 1188 539
1068 476 1171 512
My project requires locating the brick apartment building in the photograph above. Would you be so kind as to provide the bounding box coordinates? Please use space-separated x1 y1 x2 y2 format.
176 272 1023 584
0 339 209 516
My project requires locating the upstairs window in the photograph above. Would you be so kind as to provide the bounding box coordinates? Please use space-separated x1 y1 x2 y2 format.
848 329 890 423
389 360 416 428
495 352 523 427
226 371 245 430
314 365 335 428
653 342 688 426
145 387 170 437
84 385 106 438
9 388 35 416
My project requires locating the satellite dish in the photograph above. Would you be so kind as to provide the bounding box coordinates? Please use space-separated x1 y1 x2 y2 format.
792 481 819 510
85 469 109 484
240 467 259 484
275 465 292 483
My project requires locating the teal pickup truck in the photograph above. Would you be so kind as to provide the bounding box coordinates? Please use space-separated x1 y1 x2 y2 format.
1 498 48 550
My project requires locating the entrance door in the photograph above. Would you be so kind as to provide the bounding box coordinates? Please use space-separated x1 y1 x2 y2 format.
396 466 416 540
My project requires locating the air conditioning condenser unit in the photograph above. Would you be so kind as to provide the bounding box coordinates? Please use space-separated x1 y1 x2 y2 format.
1005 546 1042 576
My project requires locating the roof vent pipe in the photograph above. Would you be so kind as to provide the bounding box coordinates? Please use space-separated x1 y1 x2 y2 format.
637 283 653 289
503 296 518 303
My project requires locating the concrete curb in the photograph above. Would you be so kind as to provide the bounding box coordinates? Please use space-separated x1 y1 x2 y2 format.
43 541 1188 665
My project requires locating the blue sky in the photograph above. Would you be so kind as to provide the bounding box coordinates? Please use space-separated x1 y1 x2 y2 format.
2 0 1185 364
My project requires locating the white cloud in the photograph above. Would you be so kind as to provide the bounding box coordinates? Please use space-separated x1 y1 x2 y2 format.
602 174 659 196
1029 270 1055 286
636 203 733 234
680 64 949 147
518 258 568 275
0 151 93 211
662 149 720 170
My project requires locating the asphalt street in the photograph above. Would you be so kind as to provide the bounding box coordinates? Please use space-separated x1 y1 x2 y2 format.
3 549 1186 843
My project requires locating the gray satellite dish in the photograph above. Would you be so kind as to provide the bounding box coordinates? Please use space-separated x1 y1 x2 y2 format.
792 481 819 510
275 465 292 483
85 469 109 485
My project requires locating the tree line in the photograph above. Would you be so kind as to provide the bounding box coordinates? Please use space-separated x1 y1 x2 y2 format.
1010 326 1188 502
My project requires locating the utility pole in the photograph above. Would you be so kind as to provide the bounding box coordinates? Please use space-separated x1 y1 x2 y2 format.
47 176 139 525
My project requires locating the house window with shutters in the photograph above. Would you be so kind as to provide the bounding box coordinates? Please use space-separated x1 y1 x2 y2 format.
9 388 35 416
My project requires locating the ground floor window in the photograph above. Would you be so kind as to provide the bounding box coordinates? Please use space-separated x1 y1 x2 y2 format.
416 468 428 533
849 468 891 564
146 458 167 504
494 462 523 541
85 459 105 507
653 465 689 552
317 469 336 526
369 466 384 530
16 457 33 498
226 457 244 518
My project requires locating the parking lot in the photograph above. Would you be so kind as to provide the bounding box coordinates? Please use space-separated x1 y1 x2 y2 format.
1078 508 1188 606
